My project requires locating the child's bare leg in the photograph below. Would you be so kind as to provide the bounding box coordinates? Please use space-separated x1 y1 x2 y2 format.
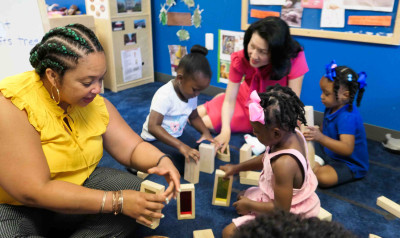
222 223 237 238
314 165 338 188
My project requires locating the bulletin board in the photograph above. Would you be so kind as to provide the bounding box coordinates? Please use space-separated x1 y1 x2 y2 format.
241 0 400 45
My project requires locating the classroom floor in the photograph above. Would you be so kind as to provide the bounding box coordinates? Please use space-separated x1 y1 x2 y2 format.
99 81 400 238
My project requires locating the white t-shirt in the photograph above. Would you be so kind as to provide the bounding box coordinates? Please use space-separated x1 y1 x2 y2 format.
141 80 198 141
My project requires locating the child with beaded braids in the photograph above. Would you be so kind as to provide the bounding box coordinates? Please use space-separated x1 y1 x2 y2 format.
304 61 369 188
220 84 320 238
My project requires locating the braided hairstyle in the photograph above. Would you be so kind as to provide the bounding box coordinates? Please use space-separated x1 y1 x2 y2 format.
332 66 365 112
29 23 104 82
258 84 306 133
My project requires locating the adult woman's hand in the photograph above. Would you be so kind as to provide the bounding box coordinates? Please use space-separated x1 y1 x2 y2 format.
215 129 231 153
122 190 166 226
148 157 181 202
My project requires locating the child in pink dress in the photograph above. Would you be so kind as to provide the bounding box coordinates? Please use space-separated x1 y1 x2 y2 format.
220 85 320 238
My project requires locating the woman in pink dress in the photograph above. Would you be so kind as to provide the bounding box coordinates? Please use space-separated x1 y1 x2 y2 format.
197 17 309 152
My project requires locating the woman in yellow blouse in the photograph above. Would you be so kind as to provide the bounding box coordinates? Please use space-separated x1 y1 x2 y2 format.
0 24 180 237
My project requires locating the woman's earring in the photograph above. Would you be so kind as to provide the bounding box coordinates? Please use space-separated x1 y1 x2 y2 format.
51 85 60 104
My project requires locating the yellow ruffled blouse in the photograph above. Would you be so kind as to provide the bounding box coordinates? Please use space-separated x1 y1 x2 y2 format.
0 71 109 205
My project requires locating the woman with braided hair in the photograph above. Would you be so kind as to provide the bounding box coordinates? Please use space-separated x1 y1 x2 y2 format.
197 17 309 153
219 84 320 238
0 24 180 237
304 61 369 188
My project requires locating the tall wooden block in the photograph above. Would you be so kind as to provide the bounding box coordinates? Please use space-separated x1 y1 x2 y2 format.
377 196 400 218
199 143 215 174
217 145 230 162
240 171 260 186
212 169 233 207
239 144 252 177
193 229 215 238
136 180 165 229
184 157 199 184
301 106 315 169
317 207 332 221
369 234 382 238
137 171 149 180
177 184 195 220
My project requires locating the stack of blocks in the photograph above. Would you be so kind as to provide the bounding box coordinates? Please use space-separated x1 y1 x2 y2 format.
239 144 260 186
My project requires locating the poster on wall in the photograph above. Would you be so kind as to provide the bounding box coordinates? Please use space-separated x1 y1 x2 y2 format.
321 0 345 28
124 33 137 45
86 0 109 19
218 30 244 84
112 21 125 31
121 48 142 83
343 0 395 12
250 0 285 5
134 19 146 29
117 0 142 14
168 45 188 76
281 0 304 27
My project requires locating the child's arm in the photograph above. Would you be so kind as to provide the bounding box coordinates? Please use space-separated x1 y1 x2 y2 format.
220 154 264 179
304 126 355 157
188 109 219 149
147 110 200 163
234 155 296 214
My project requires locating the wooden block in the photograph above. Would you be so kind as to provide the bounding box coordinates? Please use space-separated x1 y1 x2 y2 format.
136 180 165 229
212 169 233 207
137 171 149 180
239 144 252 177
317 207 332 221
177 184 195 220
239 171 260 186
217 145 230 162
369 234 382 238
377 196 400 218
193 229 215 238
301 106 315 169
199 143 215 174
184 157 200 184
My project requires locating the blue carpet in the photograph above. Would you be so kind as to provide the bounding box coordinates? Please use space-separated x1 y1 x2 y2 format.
99 82 400 238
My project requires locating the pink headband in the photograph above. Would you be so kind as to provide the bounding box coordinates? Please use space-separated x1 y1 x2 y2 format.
249 90 265 124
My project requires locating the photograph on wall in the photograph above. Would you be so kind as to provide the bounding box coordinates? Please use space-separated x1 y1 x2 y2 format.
250 0 285 5
281 0 304 27
117 0 142 14
218 30 244 84
321 0 345 28
344 0 394 12
134 19 146 29
112 21 125 31
121 48 143 83
220 60 231 80
124 33 137 45
168 45 188 76
301 0 323 9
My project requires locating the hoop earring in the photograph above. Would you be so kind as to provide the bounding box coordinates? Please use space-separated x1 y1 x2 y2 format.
51 85 60 104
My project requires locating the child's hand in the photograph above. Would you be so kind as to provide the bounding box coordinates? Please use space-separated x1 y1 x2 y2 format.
237 190 246 200
233 196 252 215
303 126 324 142
219 164 237 179
178 144 200 163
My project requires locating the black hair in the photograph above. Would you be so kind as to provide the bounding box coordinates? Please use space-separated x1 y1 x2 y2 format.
257 84 306 133
231 209 359 238
243 17 303 81
29 23 104 82
331 66 366 112
176 44 212 80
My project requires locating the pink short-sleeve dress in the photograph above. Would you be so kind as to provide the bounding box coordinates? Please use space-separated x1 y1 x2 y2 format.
232 129 320 227
204 50 309 133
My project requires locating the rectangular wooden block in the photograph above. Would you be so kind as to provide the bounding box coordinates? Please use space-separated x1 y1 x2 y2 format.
369 234 382 238
137 171 149 180
184 157 199 184
212 169 233 207
301 106 315 169
217 145 230 162
239 171 260 186
239 144 252 177
377 196 400 218
136 180 165 229
193 229 215 238
199 143 215 174
177 184 195 220
317 207 332 221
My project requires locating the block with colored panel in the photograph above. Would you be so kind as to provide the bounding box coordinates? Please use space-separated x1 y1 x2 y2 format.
136 180 165 229
212 169 233 207
177 184 195 220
